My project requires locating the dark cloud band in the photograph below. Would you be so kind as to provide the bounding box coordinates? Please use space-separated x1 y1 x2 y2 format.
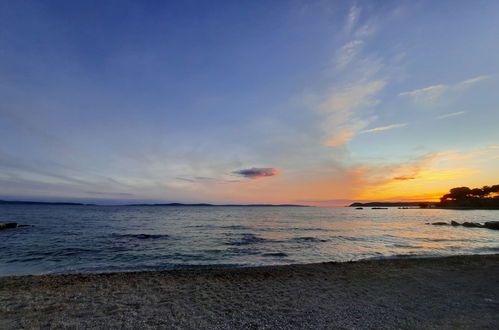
233 167 279 179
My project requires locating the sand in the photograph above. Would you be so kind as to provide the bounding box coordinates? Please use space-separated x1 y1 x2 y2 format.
1 254 498 329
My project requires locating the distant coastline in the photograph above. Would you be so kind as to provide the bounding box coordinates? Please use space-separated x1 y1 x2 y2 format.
349 201 499 209
0 200 93 206
0 200 308 207
348 202 434 207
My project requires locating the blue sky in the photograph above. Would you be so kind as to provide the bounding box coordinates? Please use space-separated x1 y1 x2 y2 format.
1 0 498 204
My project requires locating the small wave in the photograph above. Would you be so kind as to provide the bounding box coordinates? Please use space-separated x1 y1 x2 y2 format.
220 225 252 230
262 252 288 257
171 253 217 262
335 235 368 242
392 244 422 249
202 249 224 254
224 233 269 246
55 247 100 256
290 227 339 232
361 253 426 261
226 248 261 255
480 246 499 252
110 233 169 240
185 224 216 229
291 236 328 242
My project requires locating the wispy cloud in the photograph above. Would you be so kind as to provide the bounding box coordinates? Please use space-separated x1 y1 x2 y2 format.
399 84 446 97
176 176 241 184
233 167 279 179
345 5 361 33
325 130 355 146
436 111 465 119
457 75 490 87
360 123 407 134
399 75 490 106
488 145 499 149
321 79 385 145
399 84 446 104
440 150 488 161
393 176 415 181
335 40 364 70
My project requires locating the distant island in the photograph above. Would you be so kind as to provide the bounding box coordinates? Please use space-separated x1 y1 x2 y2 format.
0 200 308 207
349 202 434 207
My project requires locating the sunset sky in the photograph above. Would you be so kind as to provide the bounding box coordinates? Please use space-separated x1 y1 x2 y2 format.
1 1 498 205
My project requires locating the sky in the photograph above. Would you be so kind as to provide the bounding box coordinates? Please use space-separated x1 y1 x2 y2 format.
1 0 499 205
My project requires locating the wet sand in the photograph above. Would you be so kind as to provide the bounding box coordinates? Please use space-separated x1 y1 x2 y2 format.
1 254 498 329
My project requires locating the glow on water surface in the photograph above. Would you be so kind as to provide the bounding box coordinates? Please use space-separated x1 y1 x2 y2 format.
0 205 498 276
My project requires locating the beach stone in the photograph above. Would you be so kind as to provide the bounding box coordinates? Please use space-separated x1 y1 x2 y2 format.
462 222 483 228
451 221 461 226
432 222 448 225
484 221 499 230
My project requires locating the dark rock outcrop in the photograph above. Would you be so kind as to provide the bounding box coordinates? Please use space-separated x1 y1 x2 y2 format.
484 221 499 230
4 222 17 229
462 222 484 228
0 222 33 230
429 220 498 230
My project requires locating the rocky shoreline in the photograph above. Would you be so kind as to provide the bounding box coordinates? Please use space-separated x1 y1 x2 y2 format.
429 220 499 230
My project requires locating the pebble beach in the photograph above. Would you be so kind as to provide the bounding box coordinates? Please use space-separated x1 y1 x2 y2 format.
1 254 498 329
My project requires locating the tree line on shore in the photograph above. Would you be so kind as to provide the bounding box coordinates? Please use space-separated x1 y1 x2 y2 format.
437 185 499 208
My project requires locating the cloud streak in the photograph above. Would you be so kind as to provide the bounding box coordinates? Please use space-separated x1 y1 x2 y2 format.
360 123 407 134
233 168 279 179
457 75 490 87
393 176 415 181
436 111 465 119
399 75 490 106
399 84 446 97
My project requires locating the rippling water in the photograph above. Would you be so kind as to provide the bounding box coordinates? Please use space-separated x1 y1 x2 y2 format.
1 205 498 276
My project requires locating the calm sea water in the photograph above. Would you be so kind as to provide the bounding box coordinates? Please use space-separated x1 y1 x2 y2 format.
1 205 498 276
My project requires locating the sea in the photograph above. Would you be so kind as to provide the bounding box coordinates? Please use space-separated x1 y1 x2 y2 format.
1 205 498 277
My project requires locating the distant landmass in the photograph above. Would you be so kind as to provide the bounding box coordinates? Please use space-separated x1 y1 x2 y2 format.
0 200 93 206
349 202 434 207
124 203 309 207
0 200 308 207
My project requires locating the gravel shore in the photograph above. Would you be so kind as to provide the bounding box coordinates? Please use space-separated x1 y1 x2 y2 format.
1 254 498 329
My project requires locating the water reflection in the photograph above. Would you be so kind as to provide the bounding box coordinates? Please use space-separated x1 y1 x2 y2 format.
0 205 498 276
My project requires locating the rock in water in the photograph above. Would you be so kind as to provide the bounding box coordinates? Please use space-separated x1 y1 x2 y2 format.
462 222 483 228
484 221 499 230
0 222 19 230
451 221 461 226
432 222 448 225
